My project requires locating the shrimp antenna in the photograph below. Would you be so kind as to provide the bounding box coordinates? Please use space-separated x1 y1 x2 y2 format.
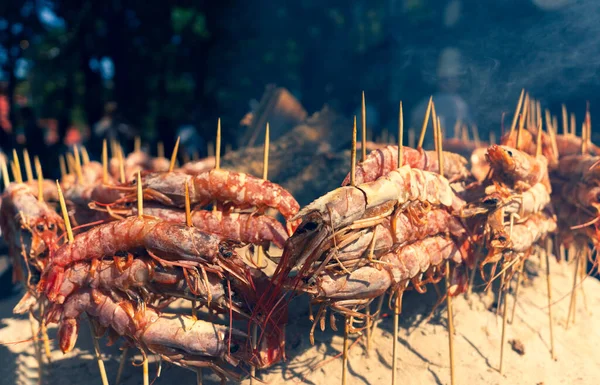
417 96 433 149
536 119 543 157
1 155 10 188
509 89 525 136
73 145 84 183
118 146 125 184
137 171 143 217
23 149 33 182
562 104 568 135
56 181 73 243
169 136 180 172
351 116 357 186
134 136 141 153
362 91 367 162
570 113 576 137
12 149 23 183
102 140 108 184
59 155 67 178
157 141 165 158
215 118 222 170
398 101 404 168
81 146 90 165
35 157 43 203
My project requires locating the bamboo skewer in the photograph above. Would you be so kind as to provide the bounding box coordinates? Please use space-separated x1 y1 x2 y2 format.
545 239 555 359
562 104 568 135
1 156 9 187
509 89 525 135
392 291 403 385
115 347 129 385
570 113 576 137
59 156 67 178
12 149 23 183
28 310 43 385
73 145 84 183
362 91 367 162
566 245 581 328
81 146 90 165
57 182 109 384
23 149 33 182
417 97 433 149
169 137 181 173
136 172 150 385
499 268 508 374
157 142 165 159
509 260 525 324
102 140 109 184
35 159 43 203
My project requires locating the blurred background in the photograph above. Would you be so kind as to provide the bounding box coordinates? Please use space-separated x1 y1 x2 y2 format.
0 0 598 180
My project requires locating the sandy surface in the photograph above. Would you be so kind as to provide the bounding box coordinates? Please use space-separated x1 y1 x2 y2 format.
0 257 598 385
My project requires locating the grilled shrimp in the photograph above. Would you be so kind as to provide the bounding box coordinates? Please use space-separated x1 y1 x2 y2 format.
341 145 471 185
486 145 551 192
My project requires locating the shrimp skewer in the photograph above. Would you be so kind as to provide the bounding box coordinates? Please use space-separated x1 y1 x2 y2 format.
341 145 471 185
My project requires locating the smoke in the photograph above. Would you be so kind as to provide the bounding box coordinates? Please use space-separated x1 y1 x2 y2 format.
457 0 600 131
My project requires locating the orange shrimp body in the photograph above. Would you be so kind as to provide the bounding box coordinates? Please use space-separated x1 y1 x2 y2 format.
486 145 550 192
42 216 229 302
341 145 470 185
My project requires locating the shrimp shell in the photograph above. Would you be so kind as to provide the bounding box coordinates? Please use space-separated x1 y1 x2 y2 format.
341 145 470 185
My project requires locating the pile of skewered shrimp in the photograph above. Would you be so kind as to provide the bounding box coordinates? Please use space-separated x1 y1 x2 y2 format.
0 134 300 383
0 90 599 385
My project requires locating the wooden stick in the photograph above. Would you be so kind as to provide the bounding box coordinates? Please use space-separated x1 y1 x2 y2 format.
562 104 568 135
398 101 404 168
263 123 270 180
215 119 222 170
553 116 559 139
117 147 126 184
89 320 110 385
56 181 74 243
453 119 462 139
516 94 529 150
362 91 367 162
39 303 51 363
342 317 350 385
570 113 576 136
143 356 149 385
446 261 456 385
185 181 192 227
1 156 10 188
566 246 580 329
73 145 84 183
392 290 403 385
351 116 357 186
102 140 109 184
536 120 543 157
433 104 439 153
81 146 90 165
115 347 129 385
134 136 141 153
536 101 542 130
137 171 143 217
472 124 481 147
28 311 43 385
408 128 415 149
207 141 214 158
417 96 433 149
509 259 525 324
35 158 43 203
581 122 588 154
157 141 165 159
545 239 555 359
12 149 23 183
169 137 181 172
499 268 508 374
23 149 33 182
59 155 67 178
509 89 525 135
545 109 559 160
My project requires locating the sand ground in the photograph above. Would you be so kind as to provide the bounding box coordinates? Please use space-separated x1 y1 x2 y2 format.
0 257 598 385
